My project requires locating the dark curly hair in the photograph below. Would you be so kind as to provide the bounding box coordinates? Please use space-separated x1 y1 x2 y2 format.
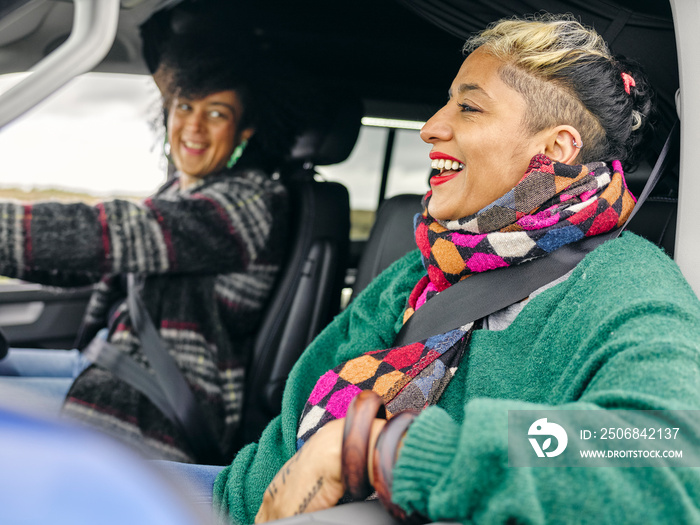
154 32 312 171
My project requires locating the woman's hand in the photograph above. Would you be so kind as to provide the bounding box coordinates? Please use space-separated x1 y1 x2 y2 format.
255 419 344 523
255 417 386 523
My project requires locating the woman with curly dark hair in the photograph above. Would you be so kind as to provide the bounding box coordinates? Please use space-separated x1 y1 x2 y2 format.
0 35 308 464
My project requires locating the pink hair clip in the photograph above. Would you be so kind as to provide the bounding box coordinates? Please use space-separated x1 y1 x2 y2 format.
621 72 636 95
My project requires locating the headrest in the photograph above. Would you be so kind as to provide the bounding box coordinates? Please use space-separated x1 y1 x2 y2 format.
288 97 363 166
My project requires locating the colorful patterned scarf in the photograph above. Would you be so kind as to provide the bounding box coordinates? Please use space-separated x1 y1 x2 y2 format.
297 155 635 449
405 155 635 320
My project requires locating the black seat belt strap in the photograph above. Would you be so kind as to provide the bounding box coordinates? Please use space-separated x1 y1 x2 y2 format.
394 121 679 346
393 234 611 346
83 336 178 422
623 120 679 227
83 276 225 464
125 274 224 464
602 9 632 46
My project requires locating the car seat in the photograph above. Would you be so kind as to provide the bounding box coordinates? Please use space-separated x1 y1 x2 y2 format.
238 98 362 447
351 194 424 300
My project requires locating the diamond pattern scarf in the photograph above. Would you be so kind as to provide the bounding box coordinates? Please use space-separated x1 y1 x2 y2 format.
404 155 635 320
297 155 635 449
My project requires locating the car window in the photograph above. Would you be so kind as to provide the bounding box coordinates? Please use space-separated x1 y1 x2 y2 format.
317 123 430 240
0 72 166 201
385 128 431 200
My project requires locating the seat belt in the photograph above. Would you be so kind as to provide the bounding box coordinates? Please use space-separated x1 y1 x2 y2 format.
84 274 225 464
394 121 679 346
393 235 611 346
0 326 7 360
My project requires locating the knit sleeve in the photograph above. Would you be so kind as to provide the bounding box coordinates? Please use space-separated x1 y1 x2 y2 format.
395 396 700 524
392 235 700 524
214 249 425 525
0 172 286 284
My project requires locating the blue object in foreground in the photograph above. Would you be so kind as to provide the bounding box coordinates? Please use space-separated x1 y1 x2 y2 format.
0 397 212 525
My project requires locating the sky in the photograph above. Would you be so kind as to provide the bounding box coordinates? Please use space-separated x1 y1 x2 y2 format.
0 72 431 208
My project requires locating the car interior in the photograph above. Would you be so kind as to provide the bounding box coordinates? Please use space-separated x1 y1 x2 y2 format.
0 0 699 523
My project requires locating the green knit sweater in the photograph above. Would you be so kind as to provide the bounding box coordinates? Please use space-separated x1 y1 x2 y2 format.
214 232 700 524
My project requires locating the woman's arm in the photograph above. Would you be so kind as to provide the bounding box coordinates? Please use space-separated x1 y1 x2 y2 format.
254 309 700 525
0 172 286 284
223 234 700 524
393 353 700 524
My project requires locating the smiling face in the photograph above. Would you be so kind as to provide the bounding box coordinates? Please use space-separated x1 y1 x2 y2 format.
420 48 551 221
168 90 253 186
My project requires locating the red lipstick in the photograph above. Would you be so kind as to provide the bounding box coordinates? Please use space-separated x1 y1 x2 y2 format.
429 151 463 163
429 151 463 187
430 173 458 186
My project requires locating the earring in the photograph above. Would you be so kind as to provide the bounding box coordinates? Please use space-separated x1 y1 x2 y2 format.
226 140 248 169
572 139 583 149
163 136 172 159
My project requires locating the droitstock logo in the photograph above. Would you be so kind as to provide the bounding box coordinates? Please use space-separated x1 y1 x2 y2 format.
528 418 568 458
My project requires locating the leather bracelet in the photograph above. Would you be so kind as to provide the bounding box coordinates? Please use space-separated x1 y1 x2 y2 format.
371 410 419 521
341 390 387 500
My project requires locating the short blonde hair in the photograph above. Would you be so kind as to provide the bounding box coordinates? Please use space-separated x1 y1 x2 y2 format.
465 14 651 165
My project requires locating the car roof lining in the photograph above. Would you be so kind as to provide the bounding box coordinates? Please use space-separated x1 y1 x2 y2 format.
136 0 679 159
0 1 679 139
397 0 678 154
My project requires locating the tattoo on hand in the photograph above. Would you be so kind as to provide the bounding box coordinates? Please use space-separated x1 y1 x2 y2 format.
267 481 279 501
295 477 324 515
265 450 308 505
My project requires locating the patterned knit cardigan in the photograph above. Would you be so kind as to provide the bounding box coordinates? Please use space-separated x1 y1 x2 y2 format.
0 168 288 462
